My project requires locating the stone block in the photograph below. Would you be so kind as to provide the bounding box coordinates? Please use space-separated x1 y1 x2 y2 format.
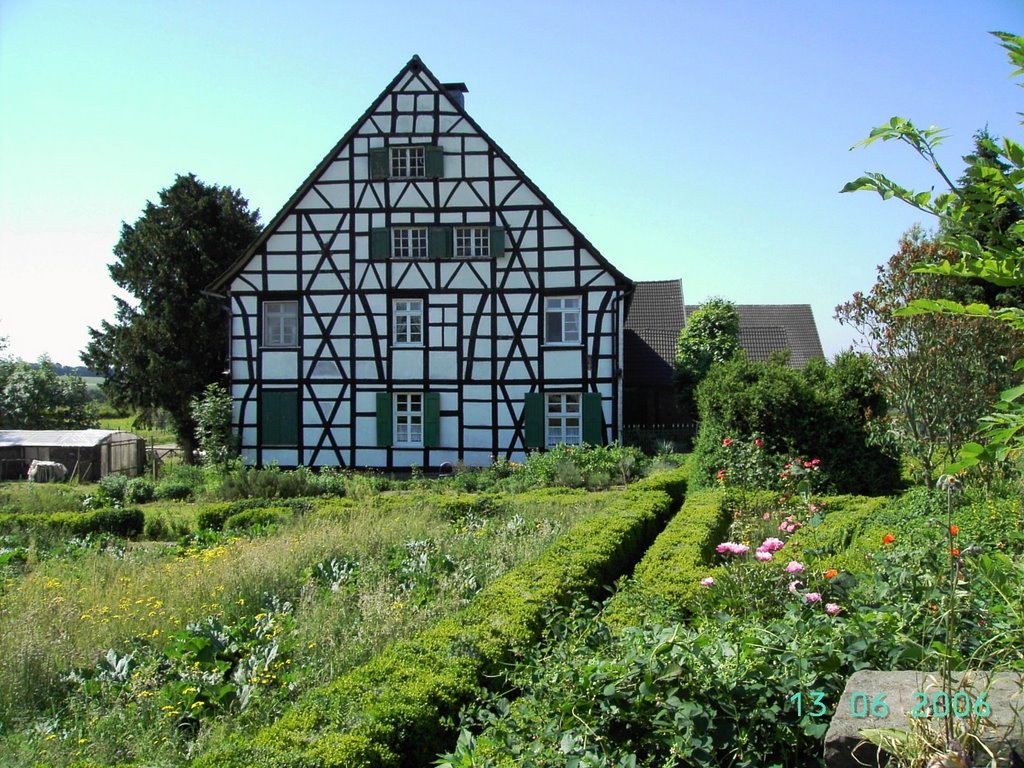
824 670 1023 768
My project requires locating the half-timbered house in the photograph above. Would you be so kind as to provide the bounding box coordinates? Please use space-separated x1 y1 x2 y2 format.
211 56 632 470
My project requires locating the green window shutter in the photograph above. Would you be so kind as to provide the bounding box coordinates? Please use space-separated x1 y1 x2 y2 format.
423 392 441 448
262 390 298 446
489 226 506 259
428 227 452 259
524 393 545 449
370 228 390 261
425 145 444 178
369 148 388 179
376 392 393 447
582 393 604 446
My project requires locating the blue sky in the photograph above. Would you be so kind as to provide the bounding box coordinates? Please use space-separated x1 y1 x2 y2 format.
1 0 1022 365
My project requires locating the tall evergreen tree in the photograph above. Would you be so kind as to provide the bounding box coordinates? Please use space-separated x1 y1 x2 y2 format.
83 174 261 460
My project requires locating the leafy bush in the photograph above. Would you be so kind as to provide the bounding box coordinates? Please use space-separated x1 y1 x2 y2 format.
218 464 319 500
124 477 155 504
223 507 289 531
98 473 128 502
154 480 194 501
605 488 729 626
691 353 901 494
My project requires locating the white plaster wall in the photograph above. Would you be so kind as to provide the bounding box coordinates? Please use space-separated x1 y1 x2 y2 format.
262 351 298 379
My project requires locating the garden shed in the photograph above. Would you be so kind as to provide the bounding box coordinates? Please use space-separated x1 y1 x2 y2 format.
0 429 146 481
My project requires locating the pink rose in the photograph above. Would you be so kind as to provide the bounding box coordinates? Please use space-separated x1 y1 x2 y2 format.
755 550 773 562
700 577 715 587
805 592 822 604
825 603 841 616
784 561 804 573
759 537 785 553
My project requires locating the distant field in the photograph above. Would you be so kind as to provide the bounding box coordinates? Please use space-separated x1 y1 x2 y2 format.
98 415 177 444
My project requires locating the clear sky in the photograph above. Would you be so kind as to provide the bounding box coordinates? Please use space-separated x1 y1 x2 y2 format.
1 0 1022 365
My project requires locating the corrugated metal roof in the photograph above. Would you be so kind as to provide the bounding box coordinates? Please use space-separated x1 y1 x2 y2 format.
0 430 141 448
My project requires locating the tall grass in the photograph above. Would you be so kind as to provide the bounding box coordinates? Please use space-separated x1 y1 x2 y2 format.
0 488 615 764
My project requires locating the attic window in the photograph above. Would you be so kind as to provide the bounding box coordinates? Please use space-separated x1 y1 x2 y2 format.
369 146 444 179
391 146 425 177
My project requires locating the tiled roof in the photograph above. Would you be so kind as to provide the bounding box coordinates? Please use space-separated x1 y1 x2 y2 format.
684 303 825 367
624 280 685 387
623 280 825 381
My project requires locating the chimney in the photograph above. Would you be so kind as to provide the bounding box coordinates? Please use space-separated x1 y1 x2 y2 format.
442 82 468 109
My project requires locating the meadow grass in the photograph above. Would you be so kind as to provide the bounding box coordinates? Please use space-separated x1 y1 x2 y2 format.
0 487 615 765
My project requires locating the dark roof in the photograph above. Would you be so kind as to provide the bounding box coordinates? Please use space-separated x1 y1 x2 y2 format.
622 281 825 381
211 55 631 291
685 303 825 367
623 279 684 388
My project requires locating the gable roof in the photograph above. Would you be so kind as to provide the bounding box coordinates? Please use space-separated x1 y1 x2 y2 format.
623 281 825 386
211 55 631 291
685 303 825 367
623 279 684 388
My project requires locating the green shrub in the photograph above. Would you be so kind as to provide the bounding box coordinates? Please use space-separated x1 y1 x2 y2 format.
691 353 901 495
605 488 729 627
0 507 144 538
98 473 128 502
124 477 155 504
224 507 289 531
218 464 318 500
154 480 193 501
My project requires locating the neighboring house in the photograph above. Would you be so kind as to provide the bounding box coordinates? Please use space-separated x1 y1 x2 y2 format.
623 279 685 429
684 303 825 367
624 281 825 431
211 56 632 470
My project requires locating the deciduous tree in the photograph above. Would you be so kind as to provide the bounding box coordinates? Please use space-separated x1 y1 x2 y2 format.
675 298 741 420
835 229 1019 486
83 174 260 461
0 357 97 429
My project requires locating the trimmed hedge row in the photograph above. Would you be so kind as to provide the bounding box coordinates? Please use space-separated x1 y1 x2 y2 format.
192 466 689 768
605 488 731 626
0 507 145 538
786 494 893 574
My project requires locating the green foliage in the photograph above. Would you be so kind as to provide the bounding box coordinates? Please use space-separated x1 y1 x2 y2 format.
835 229 1019 486
606 488 727 626
192 467 688 768
440 604 853 768
191 383 238 471
0 356 97 429
0 506 144 538
674 298 741 419
510 443 647 490
124 477 155 504
843 32 1024 471
98 472 129 502
82 173 262 462
691 354 900 494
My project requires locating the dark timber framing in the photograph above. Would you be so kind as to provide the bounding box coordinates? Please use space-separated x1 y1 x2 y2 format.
212 55 633 470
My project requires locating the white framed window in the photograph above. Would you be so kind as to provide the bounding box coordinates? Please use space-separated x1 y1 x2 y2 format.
395 393 423 446
546 393 581 448
390 145 426 178
544 296 581 344
455 227 490 258
392 227 428 259
263 300 298 347
394 299 424 345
